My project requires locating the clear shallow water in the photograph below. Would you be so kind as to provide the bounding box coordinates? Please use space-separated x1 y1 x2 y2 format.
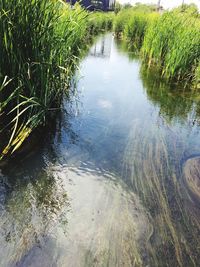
0 34 200 266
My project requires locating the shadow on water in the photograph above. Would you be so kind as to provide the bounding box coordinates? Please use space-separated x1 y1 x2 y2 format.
0 34 200 266
140 66 200 125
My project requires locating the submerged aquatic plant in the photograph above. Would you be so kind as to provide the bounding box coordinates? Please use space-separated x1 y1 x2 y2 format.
123 119 200 267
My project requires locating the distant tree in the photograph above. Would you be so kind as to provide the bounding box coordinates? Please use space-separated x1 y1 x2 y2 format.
114 1 121 13
132 3 157 12
175 3 199 16
123 3 132 9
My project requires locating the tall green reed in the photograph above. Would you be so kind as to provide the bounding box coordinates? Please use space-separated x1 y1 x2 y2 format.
142 11 200 82
114 6 200 86
0 0 112 158
114 9 133 36
87 12 114 35
124 12 158 49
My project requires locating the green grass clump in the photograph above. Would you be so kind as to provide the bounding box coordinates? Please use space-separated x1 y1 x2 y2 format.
114 9 133 36
124 12 148 45
114 4 200 86
114 7 158 48
87 12 114 35
142 11 200 82
0 0 113 158
124 12 158 49
0 0 87 157
194 62 200 88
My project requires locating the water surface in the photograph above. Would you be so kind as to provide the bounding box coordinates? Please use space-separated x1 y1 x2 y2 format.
0 34 200 267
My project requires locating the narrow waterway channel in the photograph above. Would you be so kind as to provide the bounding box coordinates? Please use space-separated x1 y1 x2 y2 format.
0 33 200 267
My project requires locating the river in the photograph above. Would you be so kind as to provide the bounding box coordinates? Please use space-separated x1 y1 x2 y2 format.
0 34 200 267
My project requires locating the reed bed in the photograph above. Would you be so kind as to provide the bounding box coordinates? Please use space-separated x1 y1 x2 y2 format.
87 12 114 35
114 5 200 86
114 8 134 37
143 11 200 83
0 0 113 158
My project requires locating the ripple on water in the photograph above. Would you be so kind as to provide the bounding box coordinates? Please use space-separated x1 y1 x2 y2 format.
12 164 151 267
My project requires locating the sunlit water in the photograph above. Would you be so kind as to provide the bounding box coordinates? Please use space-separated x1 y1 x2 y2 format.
0 34 200 267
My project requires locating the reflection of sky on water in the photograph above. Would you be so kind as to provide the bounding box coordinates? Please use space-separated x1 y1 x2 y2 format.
89 34 112 58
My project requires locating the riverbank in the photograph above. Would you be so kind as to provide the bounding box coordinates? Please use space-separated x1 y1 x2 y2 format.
1 2 200 160
0 0 113 159
114 4 200 87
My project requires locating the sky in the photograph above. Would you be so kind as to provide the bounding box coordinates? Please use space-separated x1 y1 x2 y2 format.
118 0 200 9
